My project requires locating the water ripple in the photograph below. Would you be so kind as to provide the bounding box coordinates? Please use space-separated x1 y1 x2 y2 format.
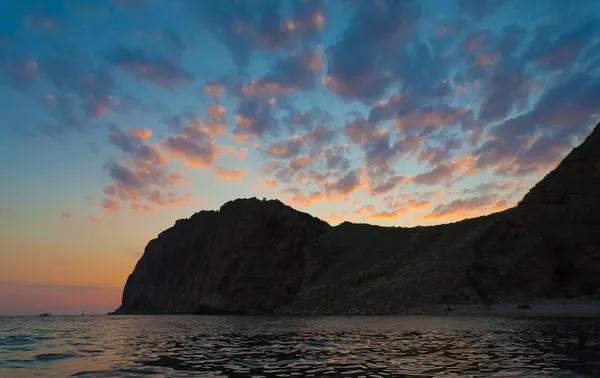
0 315 599 377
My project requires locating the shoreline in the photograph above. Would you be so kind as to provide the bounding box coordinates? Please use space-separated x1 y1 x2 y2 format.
107 299 600 318
405 299 600 318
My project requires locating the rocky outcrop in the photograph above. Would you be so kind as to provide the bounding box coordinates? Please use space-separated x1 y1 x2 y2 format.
116 199 334 314
115 122 600 315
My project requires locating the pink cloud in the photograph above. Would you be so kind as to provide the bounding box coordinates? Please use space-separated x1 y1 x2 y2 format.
102 197 120 212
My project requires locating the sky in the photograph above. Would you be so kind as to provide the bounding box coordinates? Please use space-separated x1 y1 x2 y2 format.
0 0 599 315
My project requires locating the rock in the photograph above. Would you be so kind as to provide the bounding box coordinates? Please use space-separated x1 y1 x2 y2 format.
114 198 331 314
517 303 531 310
114 123 600 315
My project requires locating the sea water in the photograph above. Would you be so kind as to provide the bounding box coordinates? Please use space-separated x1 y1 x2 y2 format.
1 315 599 377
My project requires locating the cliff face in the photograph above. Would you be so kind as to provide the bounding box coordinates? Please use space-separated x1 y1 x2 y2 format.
117 199 333 314
116 122 600 315
465 122 600 301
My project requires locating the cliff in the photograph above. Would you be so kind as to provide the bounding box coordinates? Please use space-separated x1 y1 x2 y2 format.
115 122 600 315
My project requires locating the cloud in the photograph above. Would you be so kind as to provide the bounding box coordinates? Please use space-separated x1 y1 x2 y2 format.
131 202 153 213
214 167 248 181
187 0 326 68
368 175 410 195
26 57 118 137
263 177 278 187
416 138 462 166
425 195 500 219
354 205 376 215
0 59 38 89
407 199 432 209
287 190 326 206
88 216 101 223
129 128 153 140
264 136 304 159
163 121 217 167
462 180 521 195
103 125 190 212
108 126 167 164
233 99 277 140
289 155 312 171
60 211 72 219
323 0 418 103
241 49 322 97
204 82 224 98
473 72 600 175
325 169 362 197
108 46 193 88
224 145 248 160
393 105 471 131
412 158 471 186
370 208 407 219
102 197 120 212
281 106 332 132
524 20 596 71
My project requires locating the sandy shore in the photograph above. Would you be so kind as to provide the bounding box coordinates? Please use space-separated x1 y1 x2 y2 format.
408 299 600 318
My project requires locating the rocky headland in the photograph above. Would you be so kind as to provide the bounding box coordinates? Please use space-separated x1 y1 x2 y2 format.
113 122 600 315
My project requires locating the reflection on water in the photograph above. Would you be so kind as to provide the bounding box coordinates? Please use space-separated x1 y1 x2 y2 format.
1 315 599 377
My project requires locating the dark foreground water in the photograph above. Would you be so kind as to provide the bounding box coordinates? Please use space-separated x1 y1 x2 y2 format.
1 315 600 377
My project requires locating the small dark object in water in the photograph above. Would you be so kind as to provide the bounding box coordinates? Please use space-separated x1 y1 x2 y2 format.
517 304 531 310
446 305 453 312
39 313 51 317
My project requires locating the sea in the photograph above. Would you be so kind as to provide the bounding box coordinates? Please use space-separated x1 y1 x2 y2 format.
0 315 599 377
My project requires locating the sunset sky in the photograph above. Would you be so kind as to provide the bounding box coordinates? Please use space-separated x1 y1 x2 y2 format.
1 0 599 315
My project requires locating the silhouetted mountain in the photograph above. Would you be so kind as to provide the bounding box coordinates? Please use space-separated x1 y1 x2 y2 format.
115 122 600 315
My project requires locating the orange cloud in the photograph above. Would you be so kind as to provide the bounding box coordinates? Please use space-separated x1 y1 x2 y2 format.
225 145 248 160
102 197 120 212
131 202 152 213
163 123 217 167
407 199 431 209
288 191 326 206
424 195 499 219
207 104 225 118
166 172 190 184
263 178 278 187
214 167 248 181
370 208 407 219
129 128 152 140
393 106 470 130
204 82 224 97
290 155 311 171
354 205 376 215
94 103 108 117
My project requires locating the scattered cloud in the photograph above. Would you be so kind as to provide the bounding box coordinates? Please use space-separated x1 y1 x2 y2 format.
102 197 120 212
108 46 194 88
214 167 248 181
425 195 501 219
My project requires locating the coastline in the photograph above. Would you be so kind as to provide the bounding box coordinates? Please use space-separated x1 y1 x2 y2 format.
405 299 600 318
109 299 600 318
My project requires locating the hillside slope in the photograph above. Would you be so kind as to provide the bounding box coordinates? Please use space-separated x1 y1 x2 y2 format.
115 122 600 315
